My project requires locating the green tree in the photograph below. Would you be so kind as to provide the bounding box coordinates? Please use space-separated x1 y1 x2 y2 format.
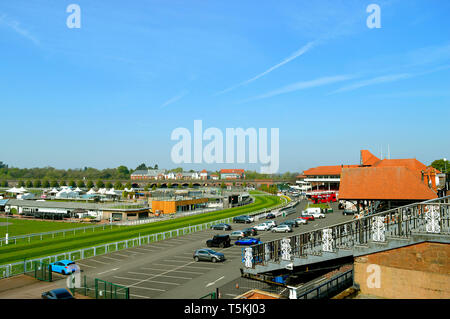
106 181 113 189
18 180 25 187
42 180 50 188
117 166 130 178
220 182 226 189
77 180 86 188
33 180 41 188
431 159 449 173
114 181 123 190
60 180 67 186
188 183 193 188
167 183 172 188
69 180 76 188
26 180 33 188
2 180 8 187
96 180 105 188
152 185 156 191
125 182 132 189
51 180 59 188
86 180 94 189
135 163 147 171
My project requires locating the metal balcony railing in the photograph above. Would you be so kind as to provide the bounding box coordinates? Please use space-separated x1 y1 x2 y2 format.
242 196 450 269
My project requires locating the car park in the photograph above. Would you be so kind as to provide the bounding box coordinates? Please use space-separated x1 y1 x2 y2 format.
243 227 258 236
210 223 232 230
271 225 293 233
264 220 277 228
253 223 271 231
299 215 315 221
193 249 225 263
50 260 77 275
265 213 276 219
280 220 298 228
295 217 308 225
229 231 246 240
304 211 325 219
233 215 254 223
41 288 75 299
206 235 231 248
235 237 262 245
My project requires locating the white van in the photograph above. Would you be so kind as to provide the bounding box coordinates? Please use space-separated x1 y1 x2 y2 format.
304 207 325 219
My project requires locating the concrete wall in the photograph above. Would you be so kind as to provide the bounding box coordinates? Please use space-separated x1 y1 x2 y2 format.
354 242 450 299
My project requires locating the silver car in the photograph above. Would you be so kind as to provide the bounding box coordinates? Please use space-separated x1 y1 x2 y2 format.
271 225 292 233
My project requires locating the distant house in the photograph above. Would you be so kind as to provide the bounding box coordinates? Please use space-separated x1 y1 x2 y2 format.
200 169 208 180
210 174 219 180
131 169 167 180
220 169 245 179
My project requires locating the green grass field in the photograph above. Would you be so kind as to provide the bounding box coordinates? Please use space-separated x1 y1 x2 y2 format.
0 218 93 238
0 194 282 265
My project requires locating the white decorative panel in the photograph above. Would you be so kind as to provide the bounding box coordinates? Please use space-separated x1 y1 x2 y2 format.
322 228 333 252
244 247 253 268
372 216 385 242
281 238 292 261
425 205 441 233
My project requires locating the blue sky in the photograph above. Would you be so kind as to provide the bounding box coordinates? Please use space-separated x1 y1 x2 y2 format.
1 0 449 173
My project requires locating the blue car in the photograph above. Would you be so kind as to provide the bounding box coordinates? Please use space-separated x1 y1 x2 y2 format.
50 260 78 275
235 237 262 245
42 288 75 299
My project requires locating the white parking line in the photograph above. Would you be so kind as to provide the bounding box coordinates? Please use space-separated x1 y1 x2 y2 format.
132 247 158 252
130 293 152 299
113 276 180 286
111 252 136 258
85 259 110 265
76 262 96 268
128 271 192 280
97 268 119 275
140 267 203 275
151 263 214 270
98 255 123 262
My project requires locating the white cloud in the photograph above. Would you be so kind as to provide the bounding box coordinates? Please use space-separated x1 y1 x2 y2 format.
216 41 317 95
160 90 189 108
241 74 354 102
0 14 40 46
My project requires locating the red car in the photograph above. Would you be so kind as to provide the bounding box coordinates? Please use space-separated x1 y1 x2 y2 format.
297 215 315 221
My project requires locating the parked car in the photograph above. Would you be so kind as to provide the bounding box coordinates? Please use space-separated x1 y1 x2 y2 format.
229 231 246 240
235 237 262 245
243 227 258 236
193 249 225 263
304 211 325 219
343 209 356 215
211 223 232 231
233 215 254 223
280 220 298 228
50 260 77 275
299 215 315 221
254 223 271 231
264 220 277 228
294 217 308 225
265 213 276 219
271 225 292 233
206 235 231 248
41 288 75 299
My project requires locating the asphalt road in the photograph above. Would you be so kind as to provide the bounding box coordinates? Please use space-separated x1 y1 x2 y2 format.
48 199 353 299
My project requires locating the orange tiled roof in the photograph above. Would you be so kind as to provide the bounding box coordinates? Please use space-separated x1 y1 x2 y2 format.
220 169 245 174
373 158 427 172
339 167 437 200
360 150 380 166
303 165 360 176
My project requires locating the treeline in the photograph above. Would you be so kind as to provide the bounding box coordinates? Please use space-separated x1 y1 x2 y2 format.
0 162 131 181
0 179 134 190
